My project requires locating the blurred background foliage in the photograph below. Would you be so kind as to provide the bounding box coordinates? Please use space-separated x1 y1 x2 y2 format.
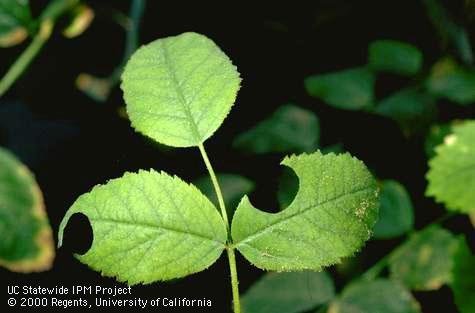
1 0 475 312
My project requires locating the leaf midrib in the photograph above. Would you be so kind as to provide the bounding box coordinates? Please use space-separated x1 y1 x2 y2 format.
160 39 202 143
233 185 374 247
91 217 225 245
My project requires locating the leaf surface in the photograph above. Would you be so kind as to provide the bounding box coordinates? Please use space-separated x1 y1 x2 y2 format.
231 152 379 271
388 226 458 290
368 40 423 75
0 0 31 47
233 104 320 154
58 170 227 285
0 147 54 272
373 180 414 239
304 67 375 110
242 271 335 313
328 279 421 313
426 120 475 213
121 32 241 147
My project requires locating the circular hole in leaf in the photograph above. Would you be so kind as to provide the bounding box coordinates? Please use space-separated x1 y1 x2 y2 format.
61 213 93 255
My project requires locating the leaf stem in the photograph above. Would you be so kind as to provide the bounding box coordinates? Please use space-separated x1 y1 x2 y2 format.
198 143 229 229
197 143 241 313
0 0 78 98
0 21 52 98
360 252 391 281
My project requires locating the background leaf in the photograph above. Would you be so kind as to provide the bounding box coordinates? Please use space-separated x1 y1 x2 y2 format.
328 279 421 313
450 236 475 313
121 32 241 147
62 3 94 39
75 73 113 102
0 146 54 272
388 226 458 290
304 67 375 110
426 120 475 213
58 170 227 285
368 40 423 76
194 173 255 214
373 180 414 239
231 152 379 271
233 104 320 154
241 271 335 313
0 0 32 47
374 88 437 135
426 58 475 105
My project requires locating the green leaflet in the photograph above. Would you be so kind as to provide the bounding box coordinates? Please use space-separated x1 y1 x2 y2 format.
304 67 375 111
233 104 320 154
450 236 475 313
194 173 255 214
373 180 414 239
241 271 335 313
426 58 475 105
0 147 54 272
58 170 227 285
368 40 423 76
374 88 437 135
231 151 379 271
121 32 241 147
426 120 475 213
328 279 421 313
388 226 458 290
0 0 32 47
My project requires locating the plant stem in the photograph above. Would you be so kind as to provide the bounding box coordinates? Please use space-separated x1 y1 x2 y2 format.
198 143 230 229
0 21 53 97
109 0 147 84
227 247 241 313
197 143 241 313
124 0 146 63
81 0 145 102
39 0 79 22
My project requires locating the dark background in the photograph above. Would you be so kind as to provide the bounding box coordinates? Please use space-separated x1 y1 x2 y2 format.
1 0 474 312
